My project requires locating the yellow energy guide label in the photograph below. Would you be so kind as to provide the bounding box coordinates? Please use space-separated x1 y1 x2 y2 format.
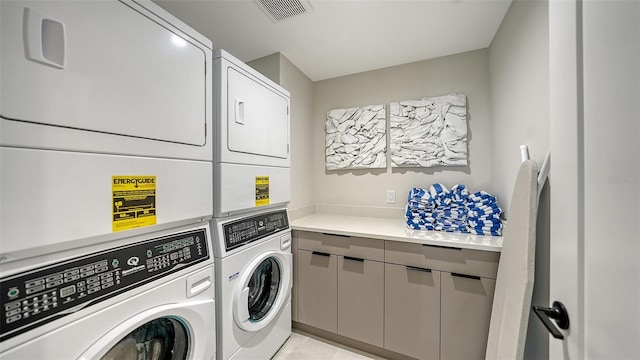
112 176 157 232
255 176 270 206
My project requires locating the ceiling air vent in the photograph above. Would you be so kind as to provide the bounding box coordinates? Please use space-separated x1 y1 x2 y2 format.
255 0 314 22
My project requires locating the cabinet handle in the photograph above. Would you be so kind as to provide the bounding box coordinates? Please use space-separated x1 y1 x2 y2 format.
422 244 462 250
343 256 364 262
311 251 331 257
406 265 431 273
451 272 481 280
322 232 351 238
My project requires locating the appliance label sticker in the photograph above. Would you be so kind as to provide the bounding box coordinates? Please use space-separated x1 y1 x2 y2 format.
112 175 157 232
255 176 270 206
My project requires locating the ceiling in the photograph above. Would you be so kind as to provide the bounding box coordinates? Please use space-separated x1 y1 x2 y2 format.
153 0 512 81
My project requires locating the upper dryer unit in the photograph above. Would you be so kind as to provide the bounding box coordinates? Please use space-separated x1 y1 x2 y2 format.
213 50 290 217
1 0 214 261
1 0 213 162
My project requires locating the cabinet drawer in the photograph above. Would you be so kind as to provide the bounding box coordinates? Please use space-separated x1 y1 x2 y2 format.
385 241 500 279
296 231 384 261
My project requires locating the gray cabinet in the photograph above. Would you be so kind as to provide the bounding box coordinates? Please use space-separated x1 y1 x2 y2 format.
296 249 337 332
296 231 385 345
293 230 500 360
384 263 440 359
441 272 496 360
338 256 384 347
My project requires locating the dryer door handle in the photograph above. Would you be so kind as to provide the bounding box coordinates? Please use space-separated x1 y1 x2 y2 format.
235 98 245 124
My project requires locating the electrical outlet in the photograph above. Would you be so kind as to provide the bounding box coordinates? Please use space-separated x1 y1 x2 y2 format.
386 190 396 204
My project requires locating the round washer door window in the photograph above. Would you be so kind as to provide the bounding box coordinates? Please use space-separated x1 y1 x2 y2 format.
234 251 291 332
100 317 188 360
248 257 280 321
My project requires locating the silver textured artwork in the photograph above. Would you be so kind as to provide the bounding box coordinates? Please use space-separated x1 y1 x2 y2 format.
390 93 468 167
325 104 386 170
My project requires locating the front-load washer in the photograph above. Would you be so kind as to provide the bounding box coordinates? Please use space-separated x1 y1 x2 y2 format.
211 207 292 360
213 50 291 217
0 223 215 360
1 0 214 261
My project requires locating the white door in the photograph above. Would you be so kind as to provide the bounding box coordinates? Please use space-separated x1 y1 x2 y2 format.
227 67 290 159
546 0 640 358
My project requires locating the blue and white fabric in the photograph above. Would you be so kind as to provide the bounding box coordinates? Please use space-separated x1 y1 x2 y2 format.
405 184 503 236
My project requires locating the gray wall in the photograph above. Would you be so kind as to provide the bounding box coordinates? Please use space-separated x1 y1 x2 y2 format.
488 0 550 358
312 49 495 208
247 53 280 84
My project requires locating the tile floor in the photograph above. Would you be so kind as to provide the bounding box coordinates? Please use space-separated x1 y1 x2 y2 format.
272 330 385 360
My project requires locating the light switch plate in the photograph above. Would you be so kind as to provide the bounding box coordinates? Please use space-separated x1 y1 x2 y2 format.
386 190 396 204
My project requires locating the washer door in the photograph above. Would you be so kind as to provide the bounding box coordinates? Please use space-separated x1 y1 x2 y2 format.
233 251 291 332
77 300 215 360
100 317 188 360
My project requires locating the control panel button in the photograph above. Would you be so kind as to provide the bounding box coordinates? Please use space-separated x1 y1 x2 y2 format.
46 274 63 282
5 308 21 317
4 302 20 311
26 279 45 288
7 287 20 298
26 285 46 295
46 279 64 288
6 314 22 324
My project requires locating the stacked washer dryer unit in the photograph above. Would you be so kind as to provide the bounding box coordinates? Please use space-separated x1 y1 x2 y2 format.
1 1 216 359
211 50 292 360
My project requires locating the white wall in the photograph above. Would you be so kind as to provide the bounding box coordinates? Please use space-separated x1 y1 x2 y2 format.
488 0 550 358
489 0 550 209
312 49 495 209
581 1 640 356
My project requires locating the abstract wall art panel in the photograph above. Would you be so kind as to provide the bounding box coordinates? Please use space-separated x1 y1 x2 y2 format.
325 104 386 170
390 93 468 168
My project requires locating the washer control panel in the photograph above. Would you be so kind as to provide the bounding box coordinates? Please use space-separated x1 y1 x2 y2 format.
0 229 209 342
223 209 289 251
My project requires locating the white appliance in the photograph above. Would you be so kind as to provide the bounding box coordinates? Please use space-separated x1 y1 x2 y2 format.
213 50 291 217
211 208 292 360
0 224 216 360
0 0 214 260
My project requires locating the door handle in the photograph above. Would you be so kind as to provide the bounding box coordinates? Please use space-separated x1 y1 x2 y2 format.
24 7 66 69
532 301 570 339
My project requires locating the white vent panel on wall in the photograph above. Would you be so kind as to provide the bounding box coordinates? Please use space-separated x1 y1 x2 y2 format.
256 0 314 22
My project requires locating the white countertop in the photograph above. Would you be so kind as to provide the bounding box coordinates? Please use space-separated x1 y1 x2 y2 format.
291 213 503 252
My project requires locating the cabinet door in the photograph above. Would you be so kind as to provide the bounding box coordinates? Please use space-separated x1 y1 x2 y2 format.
384 263 440 359
337 256 384 347
296 249 337 332
441 272 496 360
